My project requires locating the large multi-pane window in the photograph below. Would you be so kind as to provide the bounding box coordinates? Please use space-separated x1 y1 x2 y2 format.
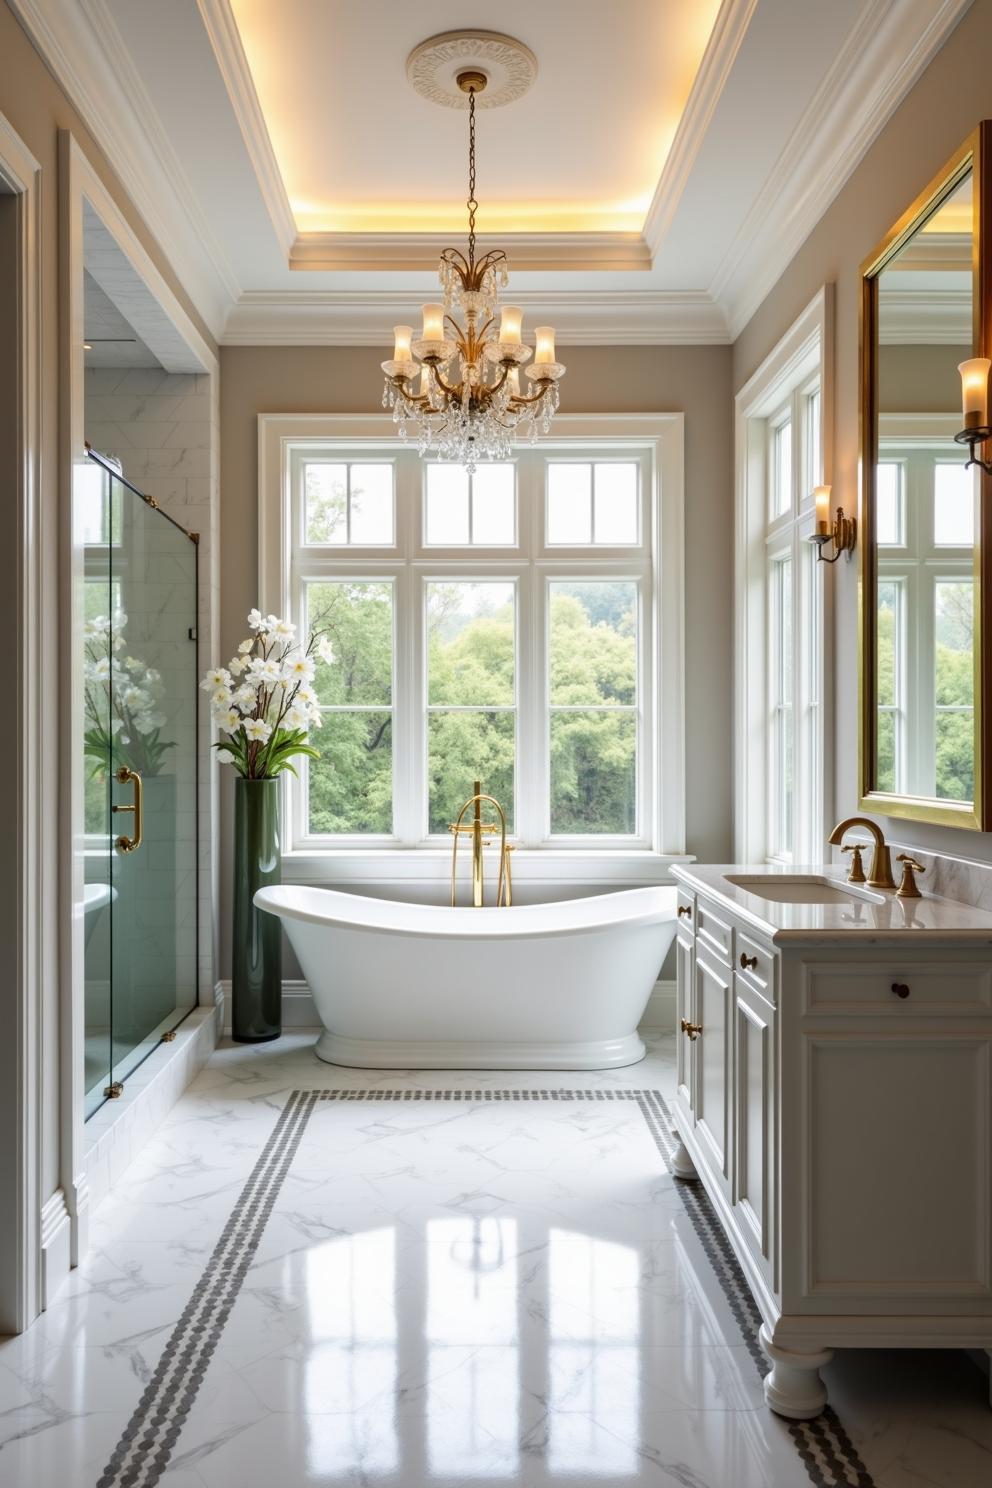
283 443 657 848
763 380 824 863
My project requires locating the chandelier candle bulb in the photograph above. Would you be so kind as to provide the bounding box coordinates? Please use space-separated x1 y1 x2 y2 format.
499 305 523 345
422 304 446 342
814 484 832 535
534 326 557 366
393 325 413 362
959 357 991 428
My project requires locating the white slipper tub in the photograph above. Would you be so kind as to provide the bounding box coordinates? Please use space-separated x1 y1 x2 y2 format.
254 884 678 1070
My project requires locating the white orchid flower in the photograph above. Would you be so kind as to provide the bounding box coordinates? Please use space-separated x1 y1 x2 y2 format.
211 685 233 707
216 748 235 765
317 635 335 663
215 707 241 731
271 618 296 639
283 656 315 681
228 656 247 677
238 638 253 654
247 607 265 631
244 718 272 743
234 684 256 708
200 666 231 692
250 658 282 685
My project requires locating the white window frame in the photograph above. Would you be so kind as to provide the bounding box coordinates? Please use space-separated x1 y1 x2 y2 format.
735 287 833 864
258 414 689 886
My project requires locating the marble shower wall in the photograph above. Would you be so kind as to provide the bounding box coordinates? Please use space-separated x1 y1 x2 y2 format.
85 367 220 1004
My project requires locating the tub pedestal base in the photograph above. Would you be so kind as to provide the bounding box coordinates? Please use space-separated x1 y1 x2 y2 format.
314 1030 647 1071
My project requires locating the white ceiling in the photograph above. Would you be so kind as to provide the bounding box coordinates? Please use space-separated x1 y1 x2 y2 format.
11 0 975 345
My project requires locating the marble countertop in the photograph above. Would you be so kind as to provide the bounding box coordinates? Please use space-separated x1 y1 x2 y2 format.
671 862 992 945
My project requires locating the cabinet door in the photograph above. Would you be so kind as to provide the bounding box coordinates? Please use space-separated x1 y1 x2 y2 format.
675 931 694 1113
801 1031 992 1307
734 977 776 1287
693 949 733 1192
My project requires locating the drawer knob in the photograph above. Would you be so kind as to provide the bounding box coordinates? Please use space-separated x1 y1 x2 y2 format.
677 904 692 919
891 982 911 999
740 953 758 971
680 1018 703 1041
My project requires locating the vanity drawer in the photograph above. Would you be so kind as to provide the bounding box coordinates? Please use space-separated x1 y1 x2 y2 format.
736 930 775 1000
676 888 695 935
695 897 733 965
804 962 992 1016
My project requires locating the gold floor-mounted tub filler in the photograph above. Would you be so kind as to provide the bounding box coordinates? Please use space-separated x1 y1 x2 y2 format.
449 781 514 908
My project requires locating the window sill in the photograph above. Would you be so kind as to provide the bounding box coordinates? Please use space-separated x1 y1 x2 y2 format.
282 847 695 887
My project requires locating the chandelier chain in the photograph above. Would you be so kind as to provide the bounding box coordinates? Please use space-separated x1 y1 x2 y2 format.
466 86 478 270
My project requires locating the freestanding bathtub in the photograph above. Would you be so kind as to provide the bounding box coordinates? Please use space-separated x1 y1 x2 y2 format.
254 884 678 1069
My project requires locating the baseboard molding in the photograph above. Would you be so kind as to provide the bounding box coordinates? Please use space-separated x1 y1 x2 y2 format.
218 978 677 1036
39 1190 72 1311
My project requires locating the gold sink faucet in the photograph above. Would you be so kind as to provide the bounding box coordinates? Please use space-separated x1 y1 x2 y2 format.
449 781 513 907
828 816 896 890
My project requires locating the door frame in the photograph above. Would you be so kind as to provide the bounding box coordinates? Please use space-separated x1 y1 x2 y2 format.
58 132 218 1283
0 112 46 1332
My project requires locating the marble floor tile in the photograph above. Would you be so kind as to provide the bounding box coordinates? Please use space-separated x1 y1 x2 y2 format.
0 1032 987 1488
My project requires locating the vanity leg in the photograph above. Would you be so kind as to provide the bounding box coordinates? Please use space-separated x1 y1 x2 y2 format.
671 1135 699 1181
759 1326 833 1420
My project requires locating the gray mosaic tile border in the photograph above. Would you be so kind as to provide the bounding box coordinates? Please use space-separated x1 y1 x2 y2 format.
95 1087 874 1488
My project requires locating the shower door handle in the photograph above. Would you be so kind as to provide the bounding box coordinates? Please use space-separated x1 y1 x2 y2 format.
113 766 143 854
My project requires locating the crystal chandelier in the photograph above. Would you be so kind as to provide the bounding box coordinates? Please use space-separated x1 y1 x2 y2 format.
380 69 565 473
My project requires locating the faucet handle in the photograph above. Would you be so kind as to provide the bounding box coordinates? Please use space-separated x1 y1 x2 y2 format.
841 843 867 883
896 854 925 899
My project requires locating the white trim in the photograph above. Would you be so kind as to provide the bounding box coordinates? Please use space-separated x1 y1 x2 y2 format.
712 0 973 338
0 112 47 1332
734 287 834 864
7 0 234 336
287 230 651 274
258 413 687 865
39 1192 72 1313
222 290 731 347
194 0 296 259
642 0 758 256
217 978 677 1035
59 133 219 1281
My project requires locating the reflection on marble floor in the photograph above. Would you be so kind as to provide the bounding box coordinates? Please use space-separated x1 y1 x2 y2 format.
0 1034 989 1488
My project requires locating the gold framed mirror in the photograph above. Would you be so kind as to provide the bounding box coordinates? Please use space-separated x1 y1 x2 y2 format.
860 123 992 830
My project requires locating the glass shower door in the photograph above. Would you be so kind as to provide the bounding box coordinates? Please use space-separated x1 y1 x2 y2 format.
107 466 198 1093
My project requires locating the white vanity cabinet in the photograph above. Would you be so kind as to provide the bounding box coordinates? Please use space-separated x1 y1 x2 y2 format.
671 864 992 1421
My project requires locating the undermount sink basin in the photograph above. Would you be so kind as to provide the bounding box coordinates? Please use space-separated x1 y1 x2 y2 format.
724 874 883 905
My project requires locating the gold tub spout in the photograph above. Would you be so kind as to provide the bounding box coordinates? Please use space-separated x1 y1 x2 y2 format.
449 780 513 907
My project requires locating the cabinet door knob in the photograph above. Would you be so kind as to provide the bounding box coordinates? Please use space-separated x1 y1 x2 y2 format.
680 1018 703 1041
677 904 692 919
740 953 758 971
891 982 910 999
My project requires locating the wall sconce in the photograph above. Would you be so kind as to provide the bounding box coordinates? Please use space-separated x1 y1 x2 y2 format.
807 485 857 564
955 358 992 472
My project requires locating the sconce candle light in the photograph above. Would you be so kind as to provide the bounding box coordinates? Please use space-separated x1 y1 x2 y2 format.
807 484 857 564
955 358 992 472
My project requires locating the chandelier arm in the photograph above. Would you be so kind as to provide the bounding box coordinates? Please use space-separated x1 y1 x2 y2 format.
427 362 464 400
507 382 554 408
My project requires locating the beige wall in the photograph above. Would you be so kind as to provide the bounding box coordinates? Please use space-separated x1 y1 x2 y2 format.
219 343 734 974
0 1 217 1218
878 343 968 412
732 0 992 865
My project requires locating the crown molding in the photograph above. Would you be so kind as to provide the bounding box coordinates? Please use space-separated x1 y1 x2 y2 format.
642 0 758 257
8 0 236 338
289 231 652 273
710 0 974 339
878 287 971 344
194 0 297 259
223 289 730 346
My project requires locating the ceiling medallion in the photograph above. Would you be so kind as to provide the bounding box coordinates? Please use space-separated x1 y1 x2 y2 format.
382 36 564 473
405 30 538 109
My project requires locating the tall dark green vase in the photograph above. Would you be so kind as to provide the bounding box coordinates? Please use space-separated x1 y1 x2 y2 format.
233 777 282 1042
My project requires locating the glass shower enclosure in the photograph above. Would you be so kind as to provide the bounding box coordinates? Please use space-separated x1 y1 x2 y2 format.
79 449 199 1117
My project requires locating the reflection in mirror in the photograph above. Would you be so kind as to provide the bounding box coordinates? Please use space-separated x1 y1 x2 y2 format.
873 167 977 804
